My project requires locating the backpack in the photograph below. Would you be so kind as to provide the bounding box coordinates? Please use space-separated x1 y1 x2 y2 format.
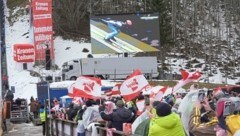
226 114 240 134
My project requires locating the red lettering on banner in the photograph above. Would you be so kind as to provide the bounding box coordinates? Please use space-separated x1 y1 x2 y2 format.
126 79 139 92
83 82 95 93
32 0 54 61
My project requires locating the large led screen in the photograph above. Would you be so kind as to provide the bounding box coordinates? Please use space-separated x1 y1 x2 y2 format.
90 13 160 54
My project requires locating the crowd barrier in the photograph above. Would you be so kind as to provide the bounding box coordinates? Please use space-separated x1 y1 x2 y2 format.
47 117 140 136
48 117 77 136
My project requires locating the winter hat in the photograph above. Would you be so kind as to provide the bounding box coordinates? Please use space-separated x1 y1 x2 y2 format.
116 100 124 108
86 100 92 107
156 102 172 117
164 94 176 107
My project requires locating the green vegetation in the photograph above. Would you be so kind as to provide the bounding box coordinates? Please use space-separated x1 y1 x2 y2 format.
6 0 28 26
7 0 27 9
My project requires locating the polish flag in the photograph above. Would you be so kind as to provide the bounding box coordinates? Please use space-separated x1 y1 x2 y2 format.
120 69 150 102
72 76 102 99
172 70 201 93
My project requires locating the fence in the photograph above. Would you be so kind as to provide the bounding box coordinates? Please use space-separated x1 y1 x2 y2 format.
47 117 140 136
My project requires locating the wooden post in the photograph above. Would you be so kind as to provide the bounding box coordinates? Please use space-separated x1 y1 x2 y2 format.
61 120 65 136
44 100 49 136
0 106 2 136
51 118 54 135
70 123 74 136
55 119 59 136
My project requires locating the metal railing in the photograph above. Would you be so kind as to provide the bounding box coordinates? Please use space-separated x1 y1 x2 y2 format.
47 117 141 136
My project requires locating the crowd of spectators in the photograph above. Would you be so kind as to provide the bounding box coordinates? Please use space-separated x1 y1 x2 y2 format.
39 84 240 136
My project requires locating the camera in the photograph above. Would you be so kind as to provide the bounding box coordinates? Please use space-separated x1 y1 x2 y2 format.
198 90 205 102
223 101 232 117
144 95 150 106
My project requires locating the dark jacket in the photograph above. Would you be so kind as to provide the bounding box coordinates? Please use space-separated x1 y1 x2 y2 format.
69 106 80 121
66 107 74 120
99 107 133 131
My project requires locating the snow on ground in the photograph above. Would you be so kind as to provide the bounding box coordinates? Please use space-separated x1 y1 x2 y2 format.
53 37 91 67
4 3 39 99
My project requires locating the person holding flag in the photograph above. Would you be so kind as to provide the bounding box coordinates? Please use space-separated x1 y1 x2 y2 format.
99 99 133 131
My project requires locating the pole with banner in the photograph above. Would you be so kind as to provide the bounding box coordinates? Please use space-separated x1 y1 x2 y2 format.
31 0 54 63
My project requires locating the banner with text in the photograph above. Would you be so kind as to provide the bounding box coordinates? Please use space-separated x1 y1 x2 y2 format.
13 44 35 62
32 0 54 61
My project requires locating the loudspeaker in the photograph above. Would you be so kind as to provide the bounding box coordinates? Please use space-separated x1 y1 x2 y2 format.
45 49 51 70
23 63 27 70
124 52 128 57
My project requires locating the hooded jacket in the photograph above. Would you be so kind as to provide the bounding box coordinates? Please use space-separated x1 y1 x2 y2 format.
99 107 133 131
148 113 185 136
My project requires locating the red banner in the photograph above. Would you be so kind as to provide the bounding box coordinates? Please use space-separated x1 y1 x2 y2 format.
32 0 54 61
13 44 35 62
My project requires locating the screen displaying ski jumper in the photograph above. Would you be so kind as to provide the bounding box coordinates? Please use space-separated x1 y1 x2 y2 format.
90 13 160 54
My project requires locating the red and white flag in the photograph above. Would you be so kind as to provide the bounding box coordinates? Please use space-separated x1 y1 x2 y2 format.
68 82 75 96
151 86 168 101
72 76 102 99
72 97 83 105
104 83 121 96
136 100 145 113
172 70 201 93
120 69 150 102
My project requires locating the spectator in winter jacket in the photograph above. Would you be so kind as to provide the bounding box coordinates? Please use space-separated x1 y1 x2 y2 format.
76 100 101 136
29 99 37 118
40 105 46 136
66 103 74 120
148 102 185 136
99 99 133 131
188 98 217 136
69 104 80 121
126 101 137 122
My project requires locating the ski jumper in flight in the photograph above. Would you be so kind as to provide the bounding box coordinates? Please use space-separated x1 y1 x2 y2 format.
102 19 132 42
